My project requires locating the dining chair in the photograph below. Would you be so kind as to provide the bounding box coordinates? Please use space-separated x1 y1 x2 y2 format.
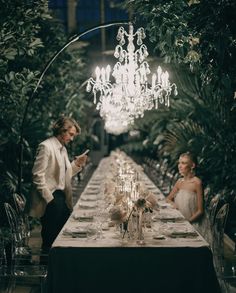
12 193 31 247
3 203 48 293
0 236 14 293
203 186 211 207
212 203 232 292
13 193 26 214
208 194 221 228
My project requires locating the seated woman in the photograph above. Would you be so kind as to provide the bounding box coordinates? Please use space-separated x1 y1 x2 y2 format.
166 152 204 224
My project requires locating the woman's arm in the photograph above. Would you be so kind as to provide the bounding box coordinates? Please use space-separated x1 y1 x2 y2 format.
189 178 204 223
166 180 179 208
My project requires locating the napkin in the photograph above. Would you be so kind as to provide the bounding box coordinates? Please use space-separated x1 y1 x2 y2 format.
153 235 166 240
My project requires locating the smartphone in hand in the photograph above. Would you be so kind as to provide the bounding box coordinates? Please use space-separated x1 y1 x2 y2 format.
82 149 90 156
75 149 90 161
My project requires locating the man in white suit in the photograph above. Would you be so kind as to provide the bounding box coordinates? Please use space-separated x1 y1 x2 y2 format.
31 116 88 254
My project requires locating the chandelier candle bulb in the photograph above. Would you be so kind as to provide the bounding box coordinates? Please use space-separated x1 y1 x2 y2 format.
101 68 106 83
152 74 156 89
95 67 100 81
161 73 165 87
105 65 111 82
86 23 178 135
164 72 169 87
157 66 162 84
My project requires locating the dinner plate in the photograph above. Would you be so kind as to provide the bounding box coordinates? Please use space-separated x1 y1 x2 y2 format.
153 235 166 240
80 196 97 201
87 186 99 190
162 216 184 221
77 216 94 222
79 203 97 209
83 191 98 195
152 214 184 222
63 227 96 238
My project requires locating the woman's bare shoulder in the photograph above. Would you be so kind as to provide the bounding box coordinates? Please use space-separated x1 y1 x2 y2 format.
193 176 202 185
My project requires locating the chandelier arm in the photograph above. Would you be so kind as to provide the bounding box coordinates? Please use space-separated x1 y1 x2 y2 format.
124 30 130 37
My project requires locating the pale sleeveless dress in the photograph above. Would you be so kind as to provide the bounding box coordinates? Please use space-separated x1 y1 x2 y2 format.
174 189 213 245
174 189 197 221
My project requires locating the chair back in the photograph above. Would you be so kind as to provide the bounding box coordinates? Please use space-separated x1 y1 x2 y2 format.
203 186 211 206
212 203 230 279
4 202 25 248
13 193 26 214
213 203 229 256
4 203 18 234
2 206 47 292
208 194 221 227
215 203 229 232
13 193 30 243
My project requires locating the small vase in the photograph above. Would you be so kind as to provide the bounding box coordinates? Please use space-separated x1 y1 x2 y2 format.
137 209 145 245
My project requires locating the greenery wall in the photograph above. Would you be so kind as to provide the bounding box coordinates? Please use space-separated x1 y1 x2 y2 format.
0 0 93 214
121 0 236 202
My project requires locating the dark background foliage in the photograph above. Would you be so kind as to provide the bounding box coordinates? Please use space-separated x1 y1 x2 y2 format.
121 0 236 199
0 0 93 213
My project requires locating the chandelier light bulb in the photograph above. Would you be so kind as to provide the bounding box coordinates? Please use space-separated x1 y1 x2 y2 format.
86 23 177 135
95 66 101 81
105 65 111 82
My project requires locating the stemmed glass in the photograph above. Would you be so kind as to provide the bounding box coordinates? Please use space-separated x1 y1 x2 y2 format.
92 194 106 240
94 210 104 239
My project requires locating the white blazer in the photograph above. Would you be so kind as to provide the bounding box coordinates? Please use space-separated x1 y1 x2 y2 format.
30 136 81 218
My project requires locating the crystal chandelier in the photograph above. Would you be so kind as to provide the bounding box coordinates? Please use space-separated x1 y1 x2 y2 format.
86 23 178 134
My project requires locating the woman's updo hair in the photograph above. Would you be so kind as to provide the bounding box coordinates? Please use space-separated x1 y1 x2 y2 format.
52 116 81 136
179 152 198 165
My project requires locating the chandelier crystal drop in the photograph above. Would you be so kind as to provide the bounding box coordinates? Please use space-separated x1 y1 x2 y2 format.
86 23 178 135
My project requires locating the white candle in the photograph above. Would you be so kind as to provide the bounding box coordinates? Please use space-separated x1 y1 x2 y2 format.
95 66 101 82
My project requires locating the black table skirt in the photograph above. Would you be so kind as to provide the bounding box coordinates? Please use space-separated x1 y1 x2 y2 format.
46 246 221 293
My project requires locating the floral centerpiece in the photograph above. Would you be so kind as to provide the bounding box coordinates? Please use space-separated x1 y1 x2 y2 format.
103 150 158 242
109 189 157 241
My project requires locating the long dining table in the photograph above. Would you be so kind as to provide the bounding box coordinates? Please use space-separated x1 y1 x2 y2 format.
46 152 221 293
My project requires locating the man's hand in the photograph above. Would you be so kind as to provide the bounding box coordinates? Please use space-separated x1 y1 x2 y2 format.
74 153 88 168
